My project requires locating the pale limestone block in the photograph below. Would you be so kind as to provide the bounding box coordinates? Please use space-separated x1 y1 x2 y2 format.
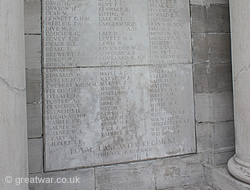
0 0 28 189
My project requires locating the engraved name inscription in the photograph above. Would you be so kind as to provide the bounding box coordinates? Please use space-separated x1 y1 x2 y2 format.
43 0 194 171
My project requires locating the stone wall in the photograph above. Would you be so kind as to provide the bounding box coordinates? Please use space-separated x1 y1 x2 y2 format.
0 0 28 189
25 0 234 189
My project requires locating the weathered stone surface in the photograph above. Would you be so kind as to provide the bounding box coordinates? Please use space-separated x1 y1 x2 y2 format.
190 0 229 5
27 103 42 138
204 164 213 187
228 0 250 184
208 166 250 190
213 147 234 165
95 153 207 190
194 63 233 93
165 184 215 190
192 34 231 63
24 0 41 34
155 154 206 189
25 35 41 69
213 121 234 149
207 34 231 63
191 5 230 33
196 123 213 153
44 64 195 171
29 168 94 190
206 5 230 33
43 0 196 171
195 92 233 122
196 121 235 166
28 138 43 173
26 69 41 104
43 0 192 67
0 0 28 189
191 5 206 33
192 34 208 63
95 162 155 190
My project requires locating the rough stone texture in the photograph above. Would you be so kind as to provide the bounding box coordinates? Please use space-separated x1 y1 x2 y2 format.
28 139 43 174
45 65 195 171
155 154 206 189
197 122 235 166
204 165 250 190
27 104 42 138
191 0 234 171
0 0 28 189
29 169 94 190
29 154 207 190
25 35 42 108
195 92 233 123
190 0 228 5
95 153 207 190
227 0 250 184
213 121 234 150
26 69 41 104
192 34 231 64
25 34 42 139
25 35 41 70
194 63 232 93
196 123 213 153
165 184 215 190
213 148 234 166
191 4 230 33
95 162 156 190
197 122 235 153
24 4 43 180
24 0 41 34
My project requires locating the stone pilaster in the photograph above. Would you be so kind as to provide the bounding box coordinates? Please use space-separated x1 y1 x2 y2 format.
228 0 250 184
0 0 28 189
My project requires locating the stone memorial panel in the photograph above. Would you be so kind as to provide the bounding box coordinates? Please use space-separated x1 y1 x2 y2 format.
43 0 195 171
43 0 192 67
44 65 195 171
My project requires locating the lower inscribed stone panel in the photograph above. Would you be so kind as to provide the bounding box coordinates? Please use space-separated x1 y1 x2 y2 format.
44 64 195 171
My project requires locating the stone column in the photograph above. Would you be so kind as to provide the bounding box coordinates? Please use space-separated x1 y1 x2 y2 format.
0 0 28 189
228 0 250 184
